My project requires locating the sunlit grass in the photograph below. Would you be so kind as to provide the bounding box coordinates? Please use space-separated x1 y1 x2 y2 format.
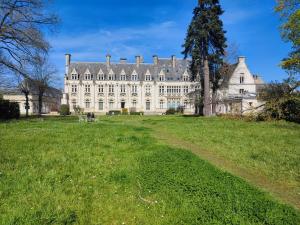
0 116 299 224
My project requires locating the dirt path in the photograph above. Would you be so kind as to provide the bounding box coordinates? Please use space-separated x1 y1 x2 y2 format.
149 126 300 210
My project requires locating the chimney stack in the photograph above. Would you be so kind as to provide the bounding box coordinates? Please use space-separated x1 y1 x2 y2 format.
171 55 176 68
65 54 71 75
120 58 127 64
153 55 158 65
238 56 246 64
106 54 111 66
136 56 141 67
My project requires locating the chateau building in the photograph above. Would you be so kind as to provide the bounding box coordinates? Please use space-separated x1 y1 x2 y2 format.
61 54 264 115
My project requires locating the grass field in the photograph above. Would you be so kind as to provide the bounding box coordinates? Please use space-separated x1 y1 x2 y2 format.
0 116 299 224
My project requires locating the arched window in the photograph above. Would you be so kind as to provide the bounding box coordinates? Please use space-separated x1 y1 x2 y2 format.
99 100 104 110
85 99 90 109
160 100 164 109
146 100 151 111
72 99 76 109
132 99 137 108
109 100 114 110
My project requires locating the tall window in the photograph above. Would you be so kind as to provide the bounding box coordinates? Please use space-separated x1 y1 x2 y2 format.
85 85 91 93
98 85 104 93
120 84 126 93
146 100 151 110
184 86 189 94
240 76 245 84
99 100 104 110
72 99 76 109
145 85 151 94
132 100 137 108
132 85 138 94
109 85 114 93
184 100 188 109
159 75 165 81
160 100 164 109
71 85 77 93
159 85 164 95
85 99 90 108
109 100 114 109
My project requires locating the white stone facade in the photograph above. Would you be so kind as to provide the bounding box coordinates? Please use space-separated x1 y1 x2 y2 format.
62 54 264 115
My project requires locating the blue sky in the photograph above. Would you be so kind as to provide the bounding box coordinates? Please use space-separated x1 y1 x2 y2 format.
48 0 290 86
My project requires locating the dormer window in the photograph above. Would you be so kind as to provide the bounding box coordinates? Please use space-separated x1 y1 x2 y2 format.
132 74 138 81
120 74 126 81
84 74 92 80
98 74 105 80
183 76 189 82
159 75 165 81
145 75 151 81
71 74 77 80
108 74 114 81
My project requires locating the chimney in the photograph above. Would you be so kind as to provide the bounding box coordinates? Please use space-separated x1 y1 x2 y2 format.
238 56 246 64
136 55 141 67
120 58 127 64
171 55 176 68
153 55 158 65
106 54 111 66
65 54 71 75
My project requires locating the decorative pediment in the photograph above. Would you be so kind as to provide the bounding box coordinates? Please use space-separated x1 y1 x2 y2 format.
159 70 165 76
145 69 151 76
98 68 104 75
183 69 189 76
109 69 114 75
120 69 126 75
131 70 138 76
71 68 78 74
84 68 91 75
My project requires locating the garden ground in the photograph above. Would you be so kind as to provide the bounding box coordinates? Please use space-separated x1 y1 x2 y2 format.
0 116 299 224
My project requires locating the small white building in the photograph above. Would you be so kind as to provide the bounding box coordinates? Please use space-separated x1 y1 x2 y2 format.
61 54 264 115
2 86 62 115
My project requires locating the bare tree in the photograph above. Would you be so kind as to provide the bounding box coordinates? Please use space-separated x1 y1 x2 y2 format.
29 54 57 116
0 0 58 77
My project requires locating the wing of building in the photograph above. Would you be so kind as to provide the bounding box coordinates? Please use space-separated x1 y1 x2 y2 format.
62 54 264 115
1 82 62 115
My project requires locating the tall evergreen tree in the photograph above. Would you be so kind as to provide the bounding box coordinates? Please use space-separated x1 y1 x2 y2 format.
182 0 227 116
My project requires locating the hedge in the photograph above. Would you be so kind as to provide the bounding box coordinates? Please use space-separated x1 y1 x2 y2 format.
0 99 20 120
60 104 70 116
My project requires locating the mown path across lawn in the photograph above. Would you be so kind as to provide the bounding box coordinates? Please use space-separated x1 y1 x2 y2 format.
0 116 299 225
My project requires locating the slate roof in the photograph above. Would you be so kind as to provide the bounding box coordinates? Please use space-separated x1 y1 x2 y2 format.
67 57 192 82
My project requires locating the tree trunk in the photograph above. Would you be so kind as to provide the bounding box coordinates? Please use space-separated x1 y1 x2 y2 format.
25 93 29 117
203 59 211 116
38 92 43 116
212 90 217 115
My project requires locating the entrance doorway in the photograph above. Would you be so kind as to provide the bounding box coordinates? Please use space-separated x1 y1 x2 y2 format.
121 101 125 109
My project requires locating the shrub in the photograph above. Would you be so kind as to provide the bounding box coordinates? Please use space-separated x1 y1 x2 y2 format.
0 99 20 120
108 110 121 116
130 112 144 116
122 108 129 115
60 104 70 116
281 98 300 123
166 108 176 115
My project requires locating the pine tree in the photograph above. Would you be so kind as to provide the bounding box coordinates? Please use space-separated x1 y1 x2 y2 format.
182 0 227 116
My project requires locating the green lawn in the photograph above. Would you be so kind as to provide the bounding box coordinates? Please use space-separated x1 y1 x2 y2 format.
0 116 299 225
